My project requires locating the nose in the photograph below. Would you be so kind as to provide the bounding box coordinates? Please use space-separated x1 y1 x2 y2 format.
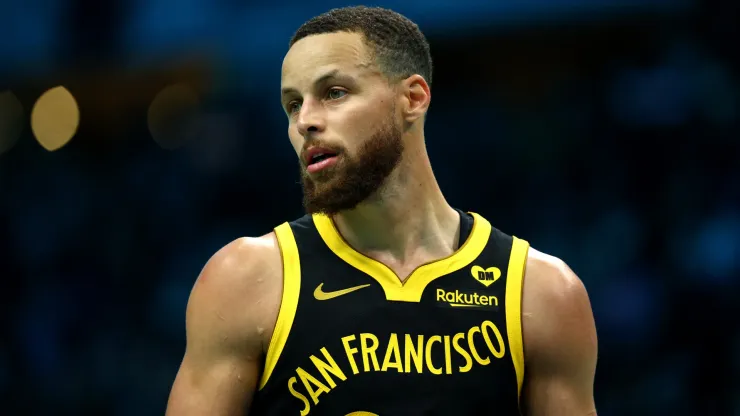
295 100 326 137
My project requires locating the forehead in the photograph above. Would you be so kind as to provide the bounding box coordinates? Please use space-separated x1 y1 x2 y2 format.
281 32 374 86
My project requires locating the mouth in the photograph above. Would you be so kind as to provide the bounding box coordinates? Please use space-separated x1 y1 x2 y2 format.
305 148 340 173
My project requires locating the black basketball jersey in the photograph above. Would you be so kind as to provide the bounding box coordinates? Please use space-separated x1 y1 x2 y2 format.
250 210 530 416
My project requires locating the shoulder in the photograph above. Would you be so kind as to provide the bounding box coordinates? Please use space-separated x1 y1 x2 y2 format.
186 232 285 353
523 248 590 314
197 233 283 290
521 248 597 366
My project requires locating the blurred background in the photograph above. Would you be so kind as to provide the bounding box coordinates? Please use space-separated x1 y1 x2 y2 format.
1 0 738 415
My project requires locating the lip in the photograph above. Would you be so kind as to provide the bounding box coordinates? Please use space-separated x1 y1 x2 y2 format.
306 154 339 174
303 146 339 165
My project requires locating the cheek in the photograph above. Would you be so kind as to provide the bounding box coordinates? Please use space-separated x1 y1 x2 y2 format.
332 105 383 144
287 125 303 155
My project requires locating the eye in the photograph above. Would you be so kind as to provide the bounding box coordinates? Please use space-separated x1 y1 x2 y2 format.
327 88 347 100
287 101 301 114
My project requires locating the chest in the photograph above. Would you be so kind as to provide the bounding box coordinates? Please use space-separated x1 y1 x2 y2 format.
255 266 519 416
250 215 526 415
295 260 509 351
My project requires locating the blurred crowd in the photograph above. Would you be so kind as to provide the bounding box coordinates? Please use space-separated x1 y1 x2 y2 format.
1 1 738 415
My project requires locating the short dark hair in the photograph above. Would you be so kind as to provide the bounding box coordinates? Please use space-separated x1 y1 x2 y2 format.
290 6 433 88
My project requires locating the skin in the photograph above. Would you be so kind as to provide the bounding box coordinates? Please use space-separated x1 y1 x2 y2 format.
165 31 598 415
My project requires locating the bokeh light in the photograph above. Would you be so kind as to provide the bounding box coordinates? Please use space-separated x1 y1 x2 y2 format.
147 84 201 150
30 86 80 151
0 91 24 156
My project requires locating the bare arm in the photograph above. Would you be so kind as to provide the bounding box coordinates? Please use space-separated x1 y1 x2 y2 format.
521 249 598 416
166 235 282 416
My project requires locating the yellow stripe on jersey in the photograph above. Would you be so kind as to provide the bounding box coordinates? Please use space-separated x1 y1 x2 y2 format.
506 237 529 403
313 212 492 302
260 223 301 390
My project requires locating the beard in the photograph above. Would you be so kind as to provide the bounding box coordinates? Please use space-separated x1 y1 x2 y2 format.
300 113 404 215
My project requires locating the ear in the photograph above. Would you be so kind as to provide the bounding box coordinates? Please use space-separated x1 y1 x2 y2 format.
399 74 431 123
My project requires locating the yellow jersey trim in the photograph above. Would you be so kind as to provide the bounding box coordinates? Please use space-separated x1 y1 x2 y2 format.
259 223 301 390
505 237 529 402
312 212 492 302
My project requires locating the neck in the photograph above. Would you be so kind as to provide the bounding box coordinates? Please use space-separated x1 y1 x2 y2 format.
331 137 460 263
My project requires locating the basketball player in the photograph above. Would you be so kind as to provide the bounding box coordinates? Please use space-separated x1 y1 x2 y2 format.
166 6 597 416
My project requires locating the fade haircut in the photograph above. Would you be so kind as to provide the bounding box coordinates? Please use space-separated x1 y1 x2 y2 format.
289 6 433 88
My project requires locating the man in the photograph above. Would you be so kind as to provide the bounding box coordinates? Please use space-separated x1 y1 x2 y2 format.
166 6 597 416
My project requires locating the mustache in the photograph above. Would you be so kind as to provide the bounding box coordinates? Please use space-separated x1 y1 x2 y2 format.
301 138 344 153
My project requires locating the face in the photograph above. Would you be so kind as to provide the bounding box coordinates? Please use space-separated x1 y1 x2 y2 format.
281 32 404 215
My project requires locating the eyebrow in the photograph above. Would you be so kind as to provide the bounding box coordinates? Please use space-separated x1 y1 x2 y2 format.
280 69 344 97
